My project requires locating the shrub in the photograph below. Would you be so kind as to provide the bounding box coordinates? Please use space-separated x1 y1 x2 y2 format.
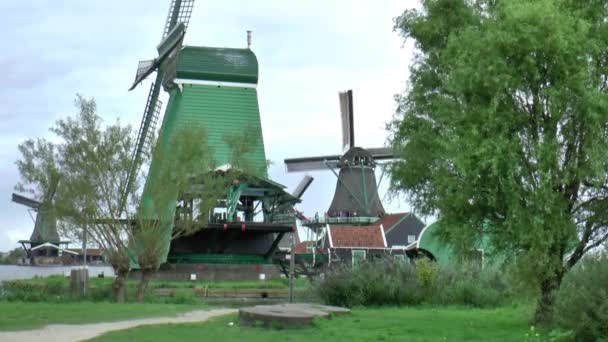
431 263 512 308
554 254 608 341
87 284 114 302
315 259 513 308
315 259 422 307
416 258 439 292
1 280 53 302
44 275 68 295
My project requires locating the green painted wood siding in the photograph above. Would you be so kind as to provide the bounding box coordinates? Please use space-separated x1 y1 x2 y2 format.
162 84 267 171
176 47 258 84
136 46 266 264
143 84 268 205
139 84 268 263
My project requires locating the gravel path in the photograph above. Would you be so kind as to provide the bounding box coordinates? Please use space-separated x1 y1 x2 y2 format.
0 308 237 342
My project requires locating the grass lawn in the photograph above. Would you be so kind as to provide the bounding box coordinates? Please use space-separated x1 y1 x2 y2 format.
1 276 312 305
17 275 309 290
92 305 534 342
0 302 203 331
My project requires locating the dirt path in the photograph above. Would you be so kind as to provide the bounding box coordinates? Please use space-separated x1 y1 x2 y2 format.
0 308 237 342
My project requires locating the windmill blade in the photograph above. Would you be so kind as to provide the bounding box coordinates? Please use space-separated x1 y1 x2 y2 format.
339 90 355 150
129 59 156 90
45 173 60 202
157 22 186 60
12 193 41 210
129 23 186 92
284 155 341 172
163 0 195 38
120 83 163 211
292 175 314 199
367 147 395 161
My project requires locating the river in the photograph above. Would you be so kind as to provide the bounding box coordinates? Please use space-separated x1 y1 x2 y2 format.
0 265 114 281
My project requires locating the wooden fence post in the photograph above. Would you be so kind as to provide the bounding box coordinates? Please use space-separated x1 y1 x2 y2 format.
70 268 89 297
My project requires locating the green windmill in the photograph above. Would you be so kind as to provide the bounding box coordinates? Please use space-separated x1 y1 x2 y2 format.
124 0 305 268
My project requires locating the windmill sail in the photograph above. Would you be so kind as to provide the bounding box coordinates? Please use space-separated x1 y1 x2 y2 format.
121 1 194 212
284 154 341 172
163 0 195 37
122 83 163 208
292 175 314 199
367 147 394 161
130 60 156 91
339 90 354 150
12 193 41 210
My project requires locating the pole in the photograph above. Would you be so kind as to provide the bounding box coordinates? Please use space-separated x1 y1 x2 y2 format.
82 226 88 296
289 229 295 303
82 228 87 268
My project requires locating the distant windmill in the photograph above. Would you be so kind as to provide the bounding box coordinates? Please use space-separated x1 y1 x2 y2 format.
12 175 68 262
284 90 394 218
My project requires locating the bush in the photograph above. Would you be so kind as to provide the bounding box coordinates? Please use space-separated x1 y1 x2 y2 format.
554 254 608 341
315 259 514 308
416 258 439 294
44 275 68 295
431 263 511 308
315 259 423 307
1 280 51 301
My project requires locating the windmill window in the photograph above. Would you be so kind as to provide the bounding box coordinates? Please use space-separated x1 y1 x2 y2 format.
407 235 416 244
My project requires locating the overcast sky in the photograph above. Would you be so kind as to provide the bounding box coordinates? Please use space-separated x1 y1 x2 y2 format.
0 0 420 251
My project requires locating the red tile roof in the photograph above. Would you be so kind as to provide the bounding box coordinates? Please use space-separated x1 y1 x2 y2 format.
328 225 386 249
375 213 409 233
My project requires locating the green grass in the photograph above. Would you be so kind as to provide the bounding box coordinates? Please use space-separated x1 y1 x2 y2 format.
15 275 308 290
1 276 311 304
0 302 202 331
91 305 535 342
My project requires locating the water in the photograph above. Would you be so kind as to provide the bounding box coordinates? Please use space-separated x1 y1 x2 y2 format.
0 265 115 281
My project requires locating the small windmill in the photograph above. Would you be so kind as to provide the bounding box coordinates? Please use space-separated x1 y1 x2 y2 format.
284 90 394 219
120 0 195 209
12 175 68 261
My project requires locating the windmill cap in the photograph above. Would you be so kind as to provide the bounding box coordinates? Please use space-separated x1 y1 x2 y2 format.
339 147 374 166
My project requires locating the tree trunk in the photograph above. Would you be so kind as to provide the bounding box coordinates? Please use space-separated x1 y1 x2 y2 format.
136 268 154 303
113 269 128 303
534 270 564 325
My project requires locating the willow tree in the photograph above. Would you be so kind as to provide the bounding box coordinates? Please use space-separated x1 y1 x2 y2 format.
132 126 264 302
132 124 216 302
54 95 139 302
391 0 608 323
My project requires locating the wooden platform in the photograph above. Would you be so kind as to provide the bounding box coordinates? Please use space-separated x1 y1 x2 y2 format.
239 303 350 327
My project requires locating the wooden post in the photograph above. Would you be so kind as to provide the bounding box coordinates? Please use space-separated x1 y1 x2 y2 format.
82 227 88 295
70 268 89 297
82 228 88 268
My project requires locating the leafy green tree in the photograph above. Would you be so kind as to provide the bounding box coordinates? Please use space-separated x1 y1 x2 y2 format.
0 248 27 265
223 124 265 176
53 95 138 303
133 124 216 302
391 0 608 323
132 125 264 302
15 139 61 202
